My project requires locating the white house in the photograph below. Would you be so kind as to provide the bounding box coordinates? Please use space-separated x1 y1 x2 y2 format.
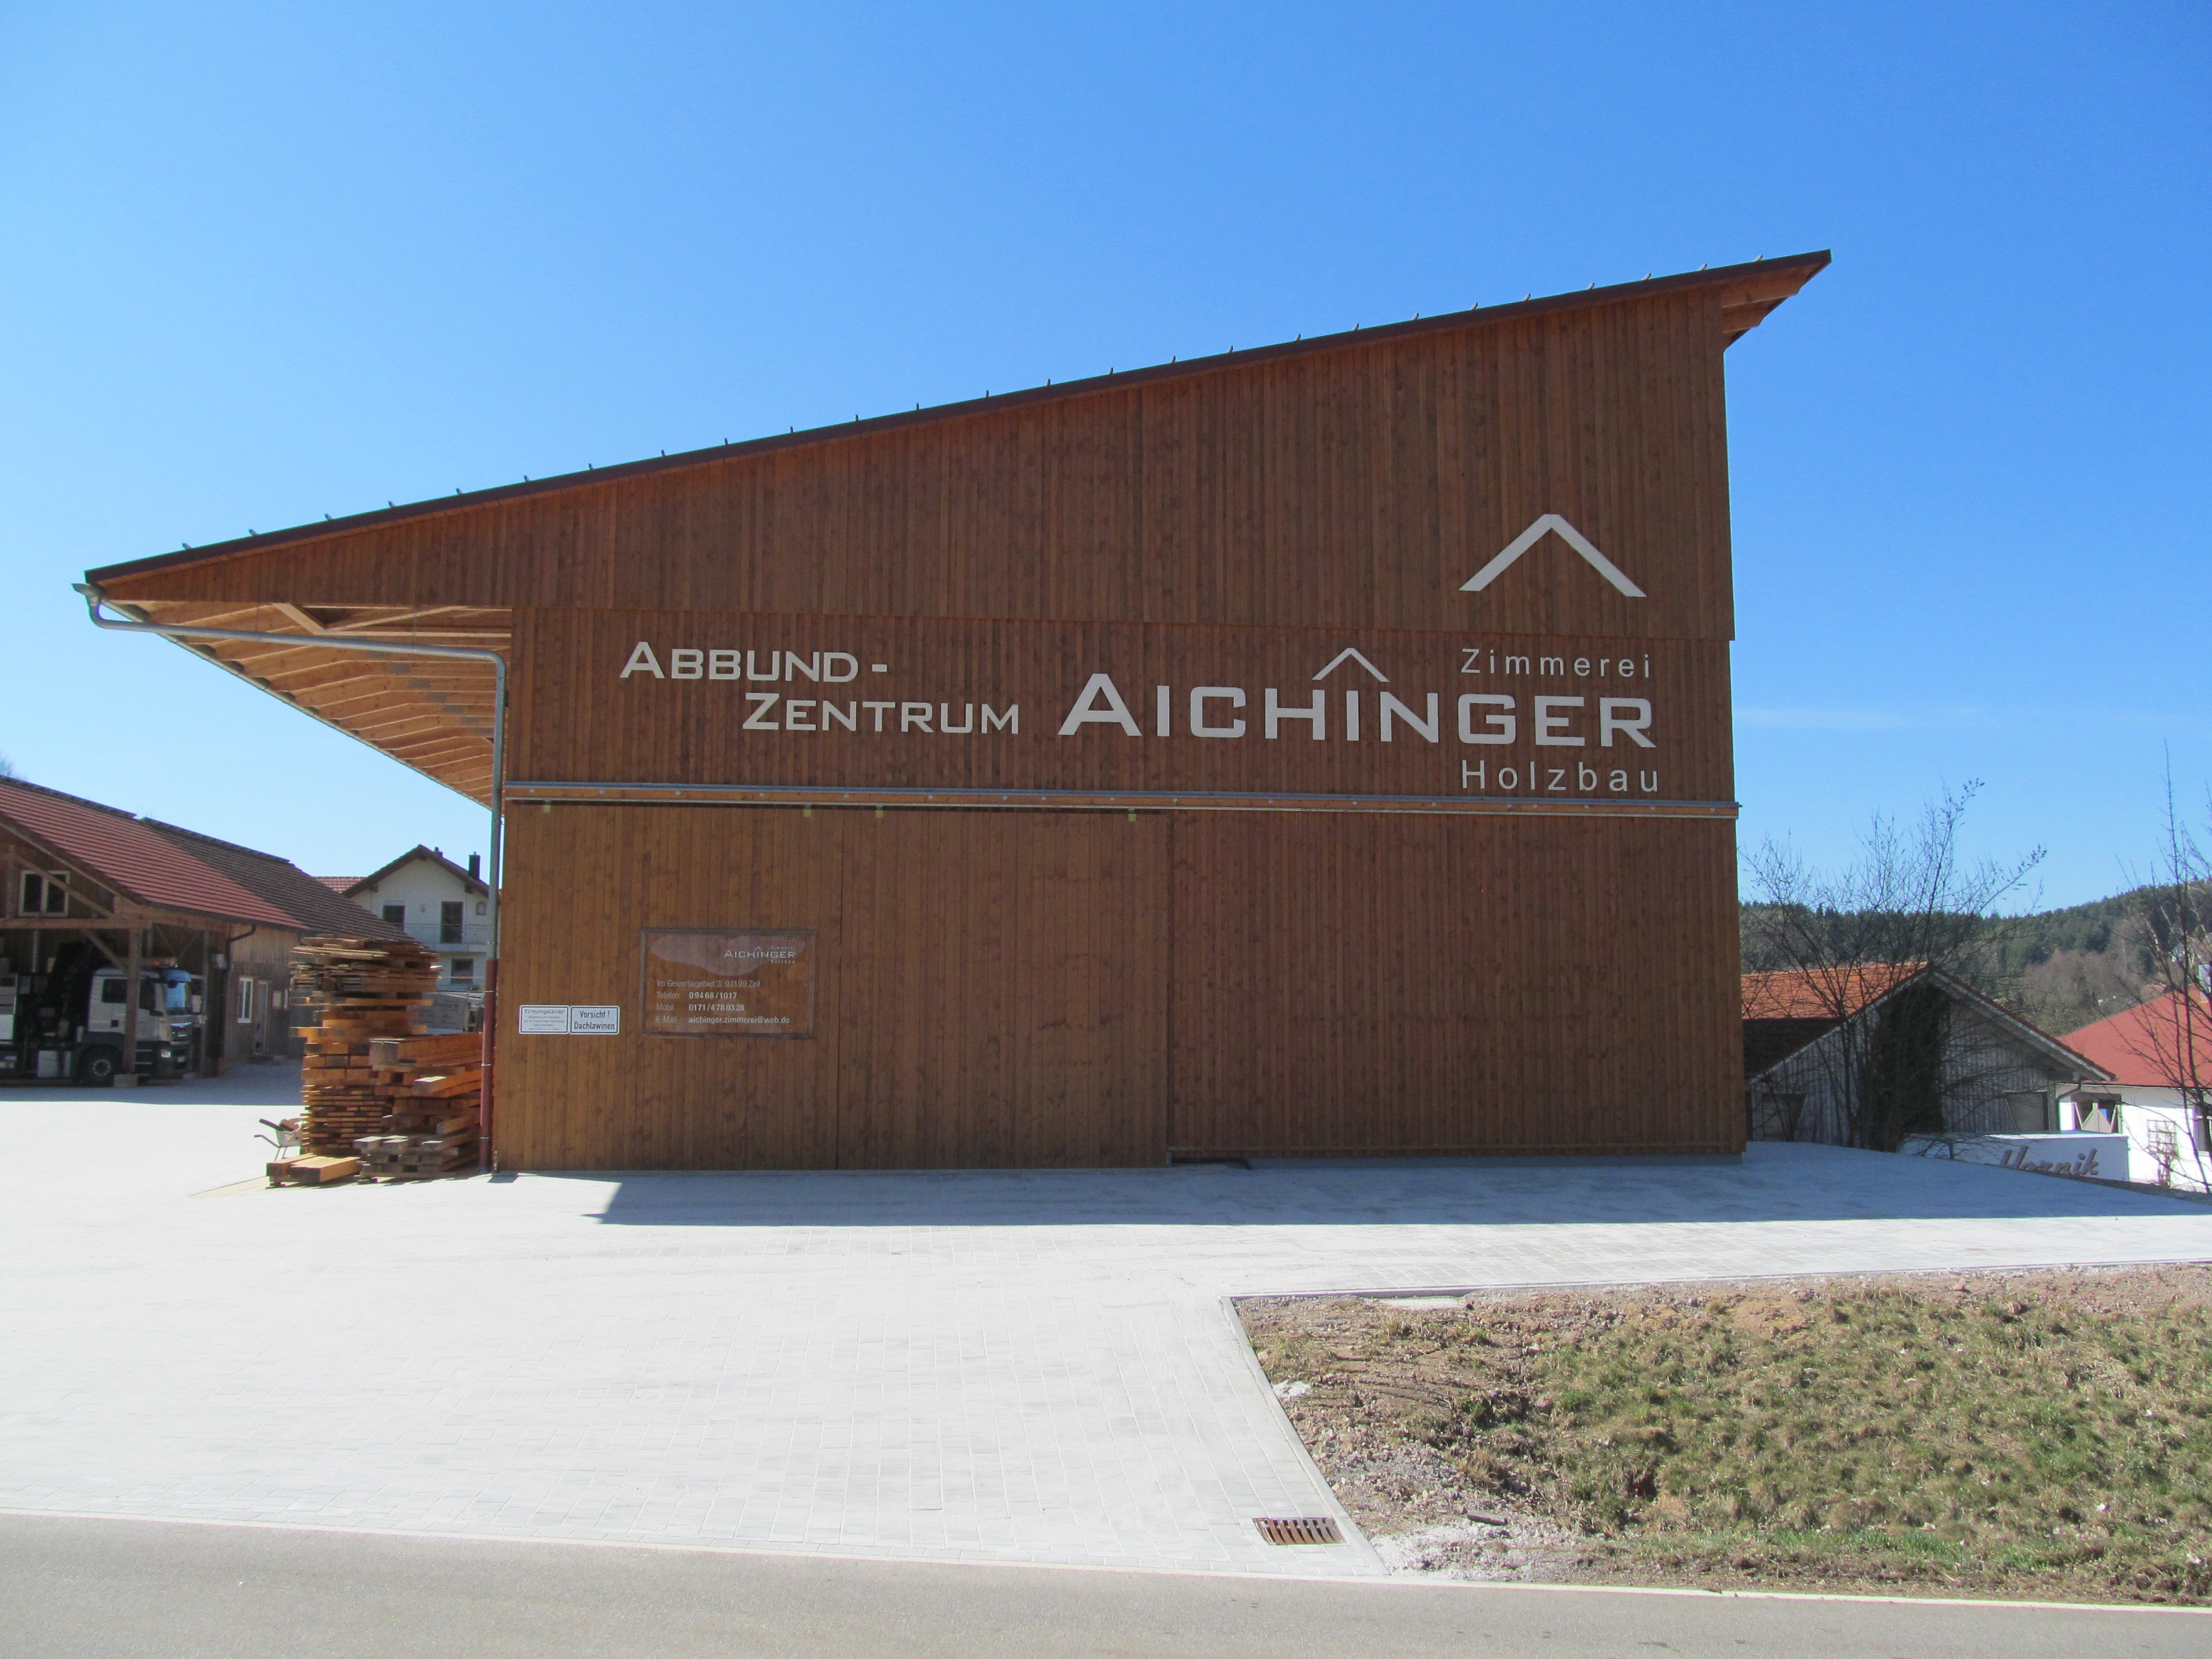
329 846 492 993
2059 992 2212 1195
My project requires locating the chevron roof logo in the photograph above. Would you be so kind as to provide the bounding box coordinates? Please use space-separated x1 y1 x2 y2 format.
1460 513 1646 598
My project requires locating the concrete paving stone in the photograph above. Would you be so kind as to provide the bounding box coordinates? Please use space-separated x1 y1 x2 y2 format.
3 1072 2211 1577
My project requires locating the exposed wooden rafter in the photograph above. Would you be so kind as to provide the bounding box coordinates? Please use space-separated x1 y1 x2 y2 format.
116 597 511 806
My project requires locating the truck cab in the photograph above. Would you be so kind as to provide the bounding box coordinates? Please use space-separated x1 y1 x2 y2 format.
82 965 202 1078
0 960 201 1083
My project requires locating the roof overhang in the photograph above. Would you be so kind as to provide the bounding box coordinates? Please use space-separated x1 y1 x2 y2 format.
80 251 1830 806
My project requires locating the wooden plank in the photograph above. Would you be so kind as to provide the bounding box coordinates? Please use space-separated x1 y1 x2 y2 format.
285 1156 360 1185
410 1069 484 1098
368 1033 482 1067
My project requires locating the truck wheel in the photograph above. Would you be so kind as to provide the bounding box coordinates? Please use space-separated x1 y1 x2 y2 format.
79 1048 119 1086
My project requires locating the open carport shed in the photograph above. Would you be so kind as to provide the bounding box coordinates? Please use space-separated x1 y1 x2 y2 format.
82 252 1826 1169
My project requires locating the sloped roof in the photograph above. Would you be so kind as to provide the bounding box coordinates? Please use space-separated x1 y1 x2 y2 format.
315 876 359 892
344 844 487 897
140 819 410 940
1742 964 1925 1023
2062 991 2212 1089
84 252 1830 592
0 777 297 928
1742 963 2109 1084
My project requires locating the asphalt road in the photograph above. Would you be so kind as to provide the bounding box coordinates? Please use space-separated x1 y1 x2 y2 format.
2 1514 2204 1658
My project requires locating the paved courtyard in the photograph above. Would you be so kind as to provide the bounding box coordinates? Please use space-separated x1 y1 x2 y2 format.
4 1067 2211 1578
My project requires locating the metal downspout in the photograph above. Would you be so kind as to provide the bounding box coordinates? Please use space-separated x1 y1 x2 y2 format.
75 584 509 1168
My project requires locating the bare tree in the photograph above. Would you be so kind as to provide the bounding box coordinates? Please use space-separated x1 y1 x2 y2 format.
2117 773 2212 1187
1742 782 2046 1151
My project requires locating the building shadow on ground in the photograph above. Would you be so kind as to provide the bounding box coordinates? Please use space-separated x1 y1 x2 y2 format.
567 1142 2212 1229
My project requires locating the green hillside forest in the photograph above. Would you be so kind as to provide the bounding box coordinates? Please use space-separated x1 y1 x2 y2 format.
1741 886 2168 1041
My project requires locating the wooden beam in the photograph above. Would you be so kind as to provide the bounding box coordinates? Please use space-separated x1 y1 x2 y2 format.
320 605 478 632
0 917 145 933
254 659 488 695
0 826 122 916
375 732 493 762
341 710 479 743
305 686 493 724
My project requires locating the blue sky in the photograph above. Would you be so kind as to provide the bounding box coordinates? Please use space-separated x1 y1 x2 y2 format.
2 3 2204 904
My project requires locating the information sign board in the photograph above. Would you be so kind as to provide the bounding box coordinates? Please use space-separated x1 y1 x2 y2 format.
642 928 815 1038
517 1003 623 1035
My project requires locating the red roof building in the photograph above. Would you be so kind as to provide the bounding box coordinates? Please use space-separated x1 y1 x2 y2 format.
0 778 294 928
0 777 397 1075
2061 992 2212 1090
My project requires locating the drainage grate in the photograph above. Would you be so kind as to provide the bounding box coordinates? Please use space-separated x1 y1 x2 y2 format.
1254 1515 1342 1546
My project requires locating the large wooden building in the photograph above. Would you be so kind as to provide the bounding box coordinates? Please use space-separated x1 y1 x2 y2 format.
83 253 1827 1167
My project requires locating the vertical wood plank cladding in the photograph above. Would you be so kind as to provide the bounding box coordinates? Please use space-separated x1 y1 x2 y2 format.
1165 813 1742 1156
498 802 843 1168
832 810 1168 1167
102 293 1734 643
499 803 1167 1169
501 798 1736 1169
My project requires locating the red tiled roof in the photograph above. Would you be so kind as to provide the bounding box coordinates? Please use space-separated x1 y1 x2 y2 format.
315 876 359 893
141 821 410 941
2062 992 2212 1089
1741 964 1926 1022
0 778 298 928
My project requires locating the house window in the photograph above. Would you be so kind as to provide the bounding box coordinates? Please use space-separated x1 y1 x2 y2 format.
440 901 464 944
237 977 257 1024
19 871 67 916
382 904 407 929
450 958 476 983
2075 1094 2122 1133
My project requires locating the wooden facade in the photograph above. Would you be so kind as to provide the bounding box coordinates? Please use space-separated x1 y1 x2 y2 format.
87 253 1827 1167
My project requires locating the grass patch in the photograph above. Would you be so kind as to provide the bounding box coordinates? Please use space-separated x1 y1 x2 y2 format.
1243 1267 2212 1603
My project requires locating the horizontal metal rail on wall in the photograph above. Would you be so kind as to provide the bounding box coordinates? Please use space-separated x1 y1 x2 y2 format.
505 780 1741 819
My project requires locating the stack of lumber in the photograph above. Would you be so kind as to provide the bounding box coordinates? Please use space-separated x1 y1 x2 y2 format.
354 1031 483 1180
291 937 438 1158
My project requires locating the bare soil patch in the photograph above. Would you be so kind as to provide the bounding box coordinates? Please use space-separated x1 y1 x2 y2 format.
1241 1265 2212 1604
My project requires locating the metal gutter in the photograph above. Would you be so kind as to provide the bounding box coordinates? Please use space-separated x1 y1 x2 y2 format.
75 583 511 1164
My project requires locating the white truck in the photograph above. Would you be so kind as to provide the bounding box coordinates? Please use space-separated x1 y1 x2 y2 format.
0 959 201 1083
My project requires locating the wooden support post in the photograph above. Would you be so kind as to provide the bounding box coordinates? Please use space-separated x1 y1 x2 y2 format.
120 924 142 1083
200 928 215 1077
